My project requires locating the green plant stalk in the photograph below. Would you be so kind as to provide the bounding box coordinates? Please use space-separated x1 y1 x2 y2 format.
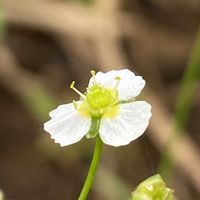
78 135 103 200
159 29 200 179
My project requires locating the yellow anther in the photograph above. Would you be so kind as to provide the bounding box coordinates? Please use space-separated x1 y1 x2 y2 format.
90 69 97 84
73 100 78 109
70 81 86 99
90 70 96 76
114 76 121 89
70 81 75 89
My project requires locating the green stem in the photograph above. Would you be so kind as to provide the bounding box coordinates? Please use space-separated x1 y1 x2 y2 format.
78 135 103 200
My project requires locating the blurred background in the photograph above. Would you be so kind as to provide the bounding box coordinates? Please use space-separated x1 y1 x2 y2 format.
0 0 200 200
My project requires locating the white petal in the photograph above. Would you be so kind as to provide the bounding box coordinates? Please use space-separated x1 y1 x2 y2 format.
44 101 91 146
89 69 145 100
99 101 151 147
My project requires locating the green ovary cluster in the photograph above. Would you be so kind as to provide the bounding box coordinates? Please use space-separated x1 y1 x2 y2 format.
85 84 118 118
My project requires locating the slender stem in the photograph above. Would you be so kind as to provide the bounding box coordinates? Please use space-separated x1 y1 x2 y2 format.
78 135 103 200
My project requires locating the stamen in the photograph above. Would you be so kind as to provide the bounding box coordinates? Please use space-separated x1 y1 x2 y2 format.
73 100 78 110
70 81 86 99
114 76 121 89
90 69 96 84
90 70 96 76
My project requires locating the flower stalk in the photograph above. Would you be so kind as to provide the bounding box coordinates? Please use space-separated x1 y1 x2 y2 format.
78 135 103 200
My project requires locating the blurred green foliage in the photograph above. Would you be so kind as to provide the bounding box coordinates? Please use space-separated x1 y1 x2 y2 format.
95 167 131 200
159 30 200 179
72 0 95 6
0 2 6 39
23 87 56 120
174 29 200 129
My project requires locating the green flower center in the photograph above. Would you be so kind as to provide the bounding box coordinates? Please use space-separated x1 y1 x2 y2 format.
70 71 121 138
85 84 118 117
70 71 121 119
86 85 115 109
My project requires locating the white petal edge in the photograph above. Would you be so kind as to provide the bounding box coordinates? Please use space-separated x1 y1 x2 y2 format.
88 69 145 100
44 101 91 146
99 101 152 147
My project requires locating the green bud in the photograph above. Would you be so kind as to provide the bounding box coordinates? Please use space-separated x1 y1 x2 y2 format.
132 174 174 200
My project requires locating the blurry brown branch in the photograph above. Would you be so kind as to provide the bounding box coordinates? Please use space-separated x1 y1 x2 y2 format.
2 0 119 38
2 0 192 62
3 0 194 100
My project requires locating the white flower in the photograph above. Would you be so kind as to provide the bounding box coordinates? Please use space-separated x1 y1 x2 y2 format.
44 69 152 147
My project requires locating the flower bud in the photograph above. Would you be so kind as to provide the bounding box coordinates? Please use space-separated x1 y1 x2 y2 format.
132 174 174 200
